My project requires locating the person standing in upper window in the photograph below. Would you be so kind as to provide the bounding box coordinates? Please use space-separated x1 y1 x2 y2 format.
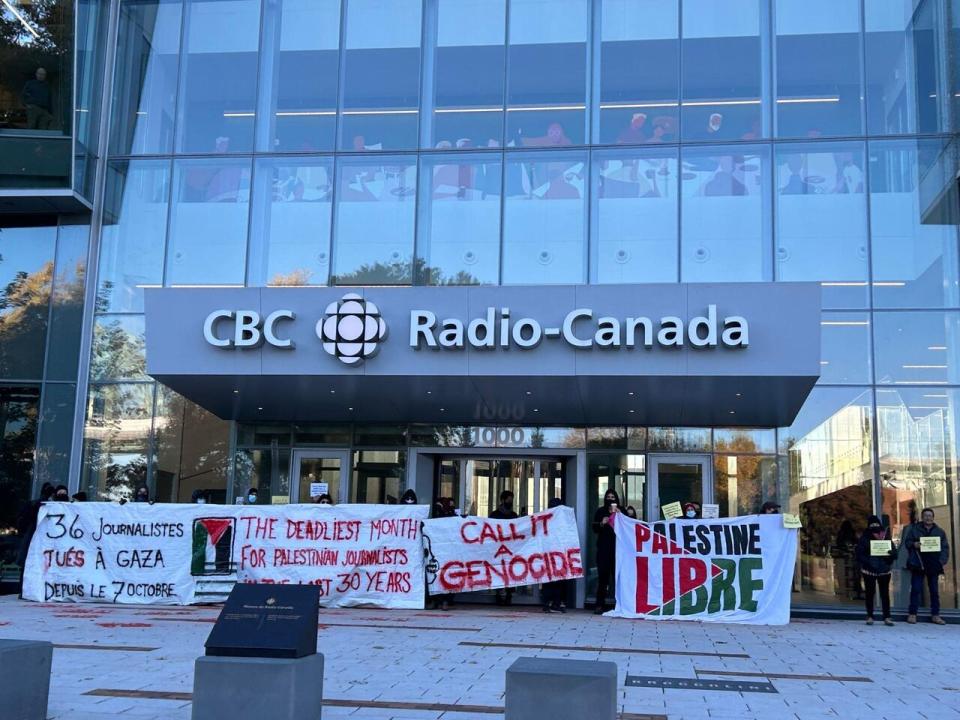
855 515 897 626
22 67 54 130
490 490 519 606
592 489 620 615
903 507 949 625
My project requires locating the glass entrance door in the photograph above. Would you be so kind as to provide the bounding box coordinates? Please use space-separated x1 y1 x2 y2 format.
648 454 713 519
290 449 350 504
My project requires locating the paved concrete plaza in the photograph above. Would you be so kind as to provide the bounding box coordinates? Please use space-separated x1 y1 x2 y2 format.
1 596 957 720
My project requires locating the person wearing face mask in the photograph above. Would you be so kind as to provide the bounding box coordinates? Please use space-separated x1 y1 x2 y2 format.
682 502 700 520
245 487 259 505
541 497 570 613
53 485 69 502
314 493 333 506
490 491 519 606
625 506 638 520
134 485 150 503
400 489 418 506
191 489 208 505
854 515 896 626
761 501 781 514
592 489 620 614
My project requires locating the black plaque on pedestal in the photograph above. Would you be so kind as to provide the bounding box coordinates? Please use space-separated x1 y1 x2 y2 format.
204 584 319 659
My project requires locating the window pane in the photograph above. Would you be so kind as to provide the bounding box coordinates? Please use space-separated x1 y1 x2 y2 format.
0 386 39 531
91 314 147 381
507 0 588 146
592 147 677 283
167 158 251 285
340 0 422 151
877 387 959 609
99 160 171 312
154 387 231 503
713 428 776 454
417 153 501 285
779 386 874 606
775 142 868 308
775 0 862 138
681 145 770 282
352 449 404 503
502 150 587 284
332 157 416 284
111 0 183 155
599 0 679 145
820 312 872 384
865 0 944 135
0 224 56 380
34 383 75 492
647 427 711 452
430 0 505 149
82 383 153 500
234 447 290 503
45 225 87 381
714 454 777 517
681 0 762 141
874 311 960 386
259 0 340 152
248 157 333 286
177 0 261 153
870 139 960 309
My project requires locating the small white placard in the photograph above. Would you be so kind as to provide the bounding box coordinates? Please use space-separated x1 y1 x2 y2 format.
309 482 328 498
701 504 720 519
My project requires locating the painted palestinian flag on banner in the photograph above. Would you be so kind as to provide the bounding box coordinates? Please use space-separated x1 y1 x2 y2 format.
191 517 235 576
608 513 797 625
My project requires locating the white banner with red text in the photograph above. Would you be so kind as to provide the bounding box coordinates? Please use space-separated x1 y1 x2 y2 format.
609 513 797 625
23 502 429 608
422 506 583 595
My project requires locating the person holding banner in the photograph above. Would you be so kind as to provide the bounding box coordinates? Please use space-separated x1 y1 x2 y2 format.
490 491 519 606
592 489 620 614
903 508 949 625
854 515 896 626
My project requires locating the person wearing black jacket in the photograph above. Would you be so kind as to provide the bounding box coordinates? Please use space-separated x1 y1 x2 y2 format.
16 482 54 597
854 515 897 626
490 490 518 606
592 489 620 614
902 507 950 625
541 497 569 613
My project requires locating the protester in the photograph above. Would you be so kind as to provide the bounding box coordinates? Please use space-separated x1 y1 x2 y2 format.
683 502 699 519
53 484 69 501
431 497 457 611
592 489 620 614
400 489 418 505
541 497 569 613
625 506 638 519
315 493 333 505
71 491 87 502
16 483 54 597
191 489 208 504
134 485 150 503
903 508 950 625
854 515 896 626
490 490 519 606
761 501 781 514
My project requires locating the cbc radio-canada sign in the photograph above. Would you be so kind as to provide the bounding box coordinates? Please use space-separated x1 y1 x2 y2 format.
202 293 749 366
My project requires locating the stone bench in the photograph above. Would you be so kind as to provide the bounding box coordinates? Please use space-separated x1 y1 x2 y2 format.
0 639 52 720
505 657 618 720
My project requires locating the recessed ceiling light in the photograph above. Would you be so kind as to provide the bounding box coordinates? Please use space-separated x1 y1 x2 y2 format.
735 393 741 397
729 410 735 414
629 409 635 414
427 390 432 395
440 407 445 412
525 391 532 395
348 406 354 411
628 391 634 396
233 389 239 394
533 408 539 412
330 389 335 394
257 406 263 411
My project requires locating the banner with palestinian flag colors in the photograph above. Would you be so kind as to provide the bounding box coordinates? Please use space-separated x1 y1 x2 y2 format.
608 513 798 624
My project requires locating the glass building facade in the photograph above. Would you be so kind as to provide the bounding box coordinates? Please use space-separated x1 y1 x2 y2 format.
2 0 960 612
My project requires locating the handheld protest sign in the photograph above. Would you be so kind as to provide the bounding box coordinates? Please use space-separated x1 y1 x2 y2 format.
920 536 941 553
661 502 682 520
782 513 802 529
869 540 892 556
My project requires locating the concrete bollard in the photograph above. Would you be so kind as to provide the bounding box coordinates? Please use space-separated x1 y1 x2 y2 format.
191 653 324 720
505 656 618 720
0 639 53 720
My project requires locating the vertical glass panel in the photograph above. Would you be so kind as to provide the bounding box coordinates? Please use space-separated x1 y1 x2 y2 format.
775 142 868 308
819 312 872 385
177 0 261 153
74 0 110 199
655 462 703 516
45 224 87 381
234 447 290 504
91 315 147 381
599 0 679 145
0 137 71 189
592 147 678 283
507 0 588 146
681 0 763 141
99 160 171 313
502 150 587 284
431 0 506 149
681 144 770 282
0 386 39 531
435 458 459 506
775 0 863 138
332 157 416 284
876 387 958 609
167 157 251 285
111 0 183 155
586 453 630 598
34 382 75 492
259 0 340 152
417 153 501 285
0 0 73 136
0 224 56 380
248 157 333 286
154 387 230 503
352 449 404 503
874 311 960 386
340 0 422 151
870 139 960 309
82 383 153 500
865 0 944 135
779 387 874 605
714 454 777 517
298 455 342 502
647 427 712 452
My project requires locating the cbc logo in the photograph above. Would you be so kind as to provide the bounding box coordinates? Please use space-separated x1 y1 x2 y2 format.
316 293 387 366
203 309 296 349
